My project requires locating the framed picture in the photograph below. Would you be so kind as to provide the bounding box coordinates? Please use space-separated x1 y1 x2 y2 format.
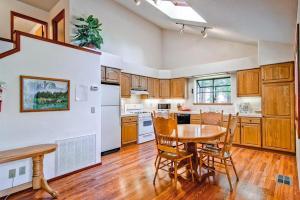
20 76 70 112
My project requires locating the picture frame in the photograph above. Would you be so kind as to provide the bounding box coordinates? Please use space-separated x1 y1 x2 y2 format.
20 76 70 112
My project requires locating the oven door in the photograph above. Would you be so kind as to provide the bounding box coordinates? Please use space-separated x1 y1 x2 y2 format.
138 117 154 135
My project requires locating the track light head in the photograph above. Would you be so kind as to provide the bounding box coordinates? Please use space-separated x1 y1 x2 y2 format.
179 24 185 34
201 27 208 38
134 0 141 6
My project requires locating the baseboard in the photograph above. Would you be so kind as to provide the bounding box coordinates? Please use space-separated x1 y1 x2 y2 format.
101 148 120 156
0 162 102 198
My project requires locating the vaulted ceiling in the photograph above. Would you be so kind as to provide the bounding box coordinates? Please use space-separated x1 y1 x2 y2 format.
115 0 298 44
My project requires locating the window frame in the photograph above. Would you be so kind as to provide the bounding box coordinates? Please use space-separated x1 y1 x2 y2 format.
194 77 232 105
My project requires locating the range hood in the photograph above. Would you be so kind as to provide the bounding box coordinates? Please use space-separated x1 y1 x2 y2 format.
130 89 149 95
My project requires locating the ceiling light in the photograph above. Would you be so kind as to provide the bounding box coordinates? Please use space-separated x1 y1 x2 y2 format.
201 27 208 38
179 24 185 34
134 0 141 6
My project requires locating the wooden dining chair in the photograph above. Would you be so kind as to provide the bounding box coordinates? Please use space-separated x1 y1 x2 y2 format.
198 113 239 192
199 110 224 148
152 116 194 188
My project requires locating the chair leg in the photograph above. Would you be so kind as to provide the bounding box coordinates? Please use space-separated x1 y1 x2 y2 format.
153 156 161 185
154 154 158 167
230 156 239 181
199 154 203 178
189 157 195 182
223 158 233 192
174 161 178 189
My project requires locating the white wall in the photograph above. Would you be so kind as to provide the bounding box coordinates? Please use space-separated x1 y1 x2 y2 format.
0 0 49 39
0 40 14 53
48 0 70 43
70 0 162 70
0 36 101 190
162 30 258 69
258 40 294 65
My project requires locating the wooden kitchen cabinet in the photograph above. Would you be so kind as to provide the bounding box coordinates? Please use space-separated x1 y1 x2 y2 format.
170 78 187 99
223 116 241 144
262 82 294 117
101 66 106 82
262 117 294 152
131 75 148 90
261 62 294 83
148 78 160 98
101 66 121 84
241 119 261 147
237 68 261 97
159 79 170 98
190 114 201 124
105 67 120 83
121 73 131 98
121 116 138 146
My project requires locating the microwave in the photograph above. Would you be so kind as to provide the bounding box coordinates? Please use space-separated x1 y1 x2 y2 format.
158 103 171 110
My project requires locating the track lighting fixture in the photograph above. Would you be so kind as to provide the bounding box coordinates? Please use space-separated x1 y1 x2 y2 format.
134 0 141 6
176 23 212 38
179 24 185 34
201 27 208 38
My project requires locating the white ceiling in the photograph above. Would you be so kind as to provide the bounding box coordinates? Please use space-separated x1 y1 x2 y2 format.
115 0 298 44
18 0 59 11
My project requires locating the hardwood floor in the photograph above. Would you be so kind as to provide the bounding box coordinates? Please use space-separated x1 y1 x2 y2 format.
7 141 300 200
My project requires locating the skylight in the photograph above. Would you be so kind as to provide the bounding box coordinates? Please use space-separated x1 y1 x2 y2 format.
145 0 206 23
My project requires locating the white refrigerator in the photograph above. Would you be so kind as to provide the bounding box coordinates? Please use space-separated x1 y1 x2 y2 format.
101 84 121 155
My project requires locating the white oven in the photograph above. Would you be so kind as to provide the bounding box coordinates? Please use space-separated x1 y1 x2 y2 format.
138 115 155 144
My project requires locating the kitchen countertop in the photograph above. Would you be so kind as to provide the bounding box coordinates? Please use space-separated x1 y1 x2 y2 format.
170 110 262 118
121 113 138 117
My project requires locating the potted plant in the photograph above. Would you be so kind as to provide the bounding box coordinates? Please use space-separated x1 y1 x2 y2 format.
73 15 103 50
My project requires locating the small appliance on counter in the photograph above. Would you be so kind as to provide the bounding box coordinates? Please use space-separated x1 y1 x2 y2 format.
158 103 171 110
124 104 155 144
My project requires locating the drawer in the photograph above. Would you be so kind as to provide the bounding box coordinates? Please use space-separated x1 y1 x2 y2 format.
223 115 240 122
190 119 201 124
122 116 137 123
241 117 261 124
190 114 201 120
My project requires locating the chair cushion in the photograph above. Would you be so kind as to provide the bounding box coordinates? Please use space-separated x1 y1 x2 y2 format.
159 149 192 160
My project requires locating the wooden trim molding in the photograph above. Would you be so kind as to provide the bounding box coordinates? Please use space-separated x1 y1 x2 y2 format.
0 37 13 43
0 31 101 59
52 9 65 42
11 11 49 40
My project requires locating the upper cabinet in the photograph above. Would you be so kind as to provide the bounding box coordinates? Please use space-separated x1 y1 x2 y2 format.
160 79 170 98
101 66 121 84
131 75 147 91
261 62 294 83
121 73 131 98
237 68 261 97
170 78 187 99
148 78 160 98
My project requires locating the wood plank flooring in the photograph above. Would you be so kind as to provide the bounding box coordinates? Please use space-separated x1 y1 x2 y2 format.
6 141 300 200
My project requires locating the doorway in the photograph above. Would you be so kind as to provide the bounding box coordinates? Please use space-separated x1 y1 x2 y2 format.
52 9 65 43
11 11 48 40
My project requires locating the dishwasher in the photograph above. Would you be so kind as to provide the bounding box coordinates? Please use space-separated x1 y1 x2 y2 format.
176 114 191 124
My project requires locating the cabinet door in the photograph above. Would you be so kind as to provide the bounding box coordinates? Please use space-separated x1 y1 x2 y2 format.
131 75 140 89
237 69 260 96
101 66 106 82
147 78 154 98
153 79 160 98
122 122 137 145
171 78 187 99
159 79 170 98
262 82 294 117
261 62 294 83
241 123 261 147
121 73 131 98
105 67 120 83
139 76 148 90
263 117 294 152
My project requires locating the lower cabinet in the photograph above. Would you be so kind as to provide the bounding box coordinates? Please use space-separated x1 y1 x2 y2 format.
121 116 138 146
241 122 261 147
223 120 241 145
262 117 294 152
190 114 201 124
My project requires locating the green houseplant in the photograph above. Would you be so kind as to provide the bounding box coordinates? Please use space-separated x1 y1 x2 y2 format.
73 15 103 49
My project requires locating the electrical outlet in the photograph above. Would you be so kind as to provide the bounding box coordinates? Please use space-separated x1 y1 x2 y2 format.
19 166 26 176
8 169 16 179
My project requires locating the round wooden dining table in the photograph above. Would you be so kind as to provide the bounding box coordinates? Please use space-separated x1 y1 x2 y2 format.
172 124 227 181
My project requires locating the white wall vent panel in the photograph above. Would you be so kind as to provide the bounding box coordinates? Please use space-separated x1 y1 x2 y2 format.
55 134 96 176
